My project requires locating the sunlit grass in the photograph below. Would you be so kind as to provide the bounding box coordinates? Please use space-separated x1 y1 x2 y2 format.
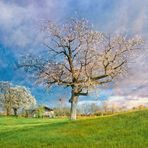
0 109 147 148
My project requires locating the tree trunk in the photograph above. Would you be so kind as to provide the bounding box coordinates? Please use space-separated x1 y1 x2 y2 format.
6 108 10 116
13 108 17 116
25 110 29 118
70 86 78 120
70 100 77 120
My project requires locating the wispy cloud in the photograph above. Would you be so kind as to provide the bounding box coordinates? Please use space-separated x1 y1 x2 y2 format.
0 0 70 52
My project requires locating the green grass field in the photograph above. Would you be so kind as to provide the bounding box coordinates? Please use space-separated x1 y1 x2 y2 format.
0 110 147 148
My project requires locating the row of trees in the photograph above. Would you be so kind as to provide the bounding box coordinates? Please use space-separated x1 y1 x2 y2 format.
0 81 36 116
54 101 147 117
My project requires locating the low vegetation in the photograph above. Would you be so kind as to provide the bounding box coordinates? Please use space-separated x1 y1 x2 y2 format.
0 109 147 148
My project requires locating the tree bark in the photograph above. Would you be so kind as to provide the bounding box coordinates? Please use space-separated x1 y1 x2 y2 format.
13 108 17 116
6 108 10 116
70 99 78 120
25 110 29 118
70 87 78 120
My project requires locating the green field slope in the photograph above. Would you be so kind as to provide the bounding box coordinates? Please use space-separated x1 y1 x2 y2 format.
0 110 148 148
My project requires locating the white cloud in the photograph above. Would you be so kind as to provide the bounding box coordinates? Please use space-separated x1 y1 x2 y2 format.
78 95 148 110
0 0 70 50
107 95 148 109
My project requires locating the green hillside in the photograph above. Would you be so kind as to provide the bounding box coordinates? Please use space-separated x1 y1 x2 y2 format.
0 110 148 148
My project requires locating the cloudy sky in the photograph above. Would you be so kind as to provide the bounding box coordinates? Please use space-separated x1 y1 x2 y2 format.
0 0 148 108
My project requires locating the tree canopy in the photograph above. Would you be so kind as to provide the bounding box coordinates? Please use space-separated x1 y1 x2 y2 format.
19 18 144 119
0 81 36 116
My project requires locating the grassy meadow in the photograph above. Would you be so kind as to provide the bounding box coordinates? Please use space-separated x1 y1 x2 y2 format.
0 109 147 148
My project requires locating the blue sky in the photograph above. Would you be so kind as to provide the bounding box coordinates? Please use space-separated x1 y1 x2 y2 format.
0 0 148 107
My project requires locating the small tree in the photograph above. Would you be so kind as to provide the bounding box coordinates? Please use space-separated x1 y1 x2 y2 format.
36 105 45 118
19 18 143 120
10 86 36 116
0 82 36 116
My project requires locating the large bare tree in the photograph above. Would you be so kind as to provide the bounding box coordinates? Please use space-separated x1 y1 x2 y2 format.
19 18 143 120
